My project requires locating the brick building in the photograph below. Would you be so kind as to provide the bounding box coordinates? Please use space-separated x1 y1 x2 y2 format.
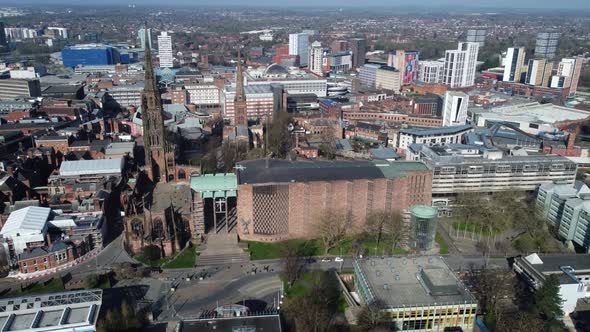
17 239 88 274
236 159 432 242
342 111 443 127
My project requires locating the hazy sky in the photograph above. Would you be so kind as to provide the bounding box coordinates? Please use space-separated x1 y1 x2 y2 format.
9 0 590 9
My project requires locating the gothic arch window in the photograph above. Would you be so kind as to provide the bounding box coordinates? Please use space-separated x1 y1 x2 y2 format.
168 174 175 182
152 218 164 240
177 169 186 180
131 219 144 238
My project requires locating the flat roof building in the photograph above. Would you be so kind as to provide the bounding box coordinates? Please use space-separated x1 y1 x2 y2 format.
513 253 590 314
0 289 102 332
472 102 590 135
354 256 477 331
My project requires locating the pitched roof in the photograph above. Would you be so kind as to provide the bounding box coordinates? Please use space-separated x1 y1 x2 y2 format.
0 206 52 236
59 158 123 176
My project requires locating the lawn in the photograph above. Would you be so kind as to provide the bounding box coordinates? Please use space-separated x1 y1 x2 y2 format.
136 247 197 268
244 237 408 260
163 248 197 269
451 221 501 236
14 278 64 295
435 233 449 254
283 271 348 313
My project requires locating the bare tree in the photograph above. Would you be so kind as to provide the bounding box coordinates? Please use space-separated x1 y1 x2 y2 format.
467 267 515 326
281 241 310 287
357 299 388 331
383 211 404 253
283 273 342 332
366 211 388 246
317 209 351 254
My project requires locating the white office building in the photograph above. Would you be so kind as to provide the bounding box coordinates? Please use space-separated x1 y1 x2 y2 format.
185 83 221 105
47 27 68 39
157 31 174 68
442 91 468 126
418 61 445 84
503 47 526 82
536 182 590 253
138 28 152 49
514 253 590 314
443 42 479 88
4 27 37 41
397 125 474 153
308 41 324 76
289 32 309 66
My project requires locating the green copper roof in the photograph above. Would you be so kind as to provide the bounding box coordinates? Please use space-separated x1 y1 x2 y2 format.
410 205 438 219
190 174 237 198
374 161 430 179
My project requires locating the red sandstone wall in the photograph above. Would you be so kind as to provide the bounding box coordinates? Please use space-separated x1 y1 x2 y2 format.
236 169 433 242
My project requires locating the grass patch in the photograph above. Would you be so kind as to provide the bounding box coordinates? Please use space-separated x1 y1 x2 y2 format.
435 233 449 254
451 221 500 236
244 239 321 260
13 278 64 295
136 247 196 268
244 237 407 260
283 271 348 313
163 248 197 269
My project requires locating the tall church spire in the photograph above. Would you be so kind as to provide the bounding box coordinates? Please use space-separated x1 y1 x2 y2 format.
235 47 245 103
141 25 174 183
234 46 248 126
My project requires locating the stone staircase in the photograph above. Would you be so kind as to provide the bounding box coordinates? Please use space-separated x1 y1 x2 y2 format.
197 233 249 266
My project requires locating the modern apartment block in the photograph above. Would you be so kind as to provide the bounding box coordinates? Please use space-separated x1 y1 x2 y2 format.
443 42 479 88
556 57 584 96
535 30 561 59
375 66 402 92
388 50 420 85
503 47 526 82
289 32 309 66
0 78 42 100
525 59 553 87
308 41 324 76
536 182 590 252
442 91 468 127
359 64 381 88
157 31 173 68
349 38 367 69
466 28 486 47
418 61 445 84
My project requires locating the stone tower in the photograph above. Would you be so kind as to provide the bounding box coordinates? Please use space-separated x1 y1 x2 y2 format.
141 32 175 182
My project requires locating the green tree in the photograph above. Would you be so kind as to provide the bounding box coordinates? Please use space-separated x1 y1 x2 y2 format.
141 245 161 263
532 275 564 323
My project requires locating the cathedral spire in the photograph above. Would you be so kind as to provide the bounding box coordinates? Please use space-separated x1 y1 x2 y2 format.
143 26 157 92
141 25 174 183
235 46 245 102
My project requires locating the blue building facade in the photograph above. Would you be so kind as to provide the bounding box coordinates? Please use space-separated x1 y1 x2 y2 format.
62 45 121 68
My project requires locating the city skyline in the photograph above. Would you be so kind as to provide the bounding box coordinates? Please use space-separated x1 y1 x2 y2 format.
6 0 590 10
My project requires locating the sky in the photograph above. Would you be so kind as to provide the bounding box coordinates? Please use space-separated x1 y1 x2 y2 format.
8 0 590 10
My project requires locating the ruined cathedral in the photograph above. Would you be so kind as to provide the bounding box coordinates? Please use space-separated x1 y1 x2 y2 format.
124 36 202 257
